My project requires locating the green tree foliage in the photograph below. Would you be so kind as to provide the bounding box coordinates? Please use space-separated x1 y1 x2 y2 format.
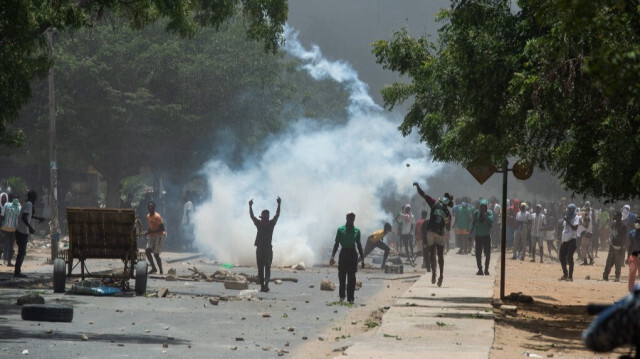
373 0 640 201
0 0 287 148
17 20 348 206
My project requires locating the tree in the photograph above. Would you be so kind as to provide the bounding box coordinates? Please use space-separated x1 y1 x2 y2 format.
0 0 287 148
372 0 640 201
15 19 348 206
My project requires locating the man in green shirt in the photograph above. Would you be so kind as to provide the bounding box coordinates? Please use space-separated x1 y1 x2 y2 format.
330 212 364 303
471 199 494 275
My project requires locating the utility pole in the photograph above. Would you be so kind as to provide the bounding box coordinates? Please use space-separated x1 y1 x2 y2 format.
46 29 60 260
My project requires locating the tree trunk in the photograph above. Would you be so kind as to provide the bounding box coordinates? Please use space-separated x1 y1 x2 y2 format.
103 172 123 208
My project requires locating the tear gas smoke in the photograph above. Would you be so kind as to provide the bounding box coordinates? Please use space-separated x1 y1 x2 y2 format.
192 25 443 266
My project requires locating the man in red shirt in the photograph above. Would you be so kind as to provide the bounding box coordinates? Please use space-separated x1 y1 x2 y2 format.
415 210 430 270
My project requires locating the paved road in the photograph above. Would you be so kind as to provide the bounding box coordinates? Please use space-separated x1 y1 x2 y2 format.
0 253 400 359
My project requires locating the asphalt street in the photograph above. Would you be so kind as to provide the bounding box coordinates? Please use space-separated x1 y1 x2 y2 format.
0 254 402 359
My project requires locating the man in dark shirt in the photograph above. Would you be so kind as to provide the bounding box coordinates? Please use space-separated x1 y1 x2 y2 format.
249 197 281 292
330 212 364 303
603 211 626 281
414 182 452 287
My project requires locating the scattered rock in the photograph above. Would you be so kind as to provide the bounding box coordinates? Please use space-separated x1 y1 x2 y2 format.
500 305 518 316
295 262 306 271
224 280 249 290
287 327 295 332
274 279 283 285
235 337 244 341
231 346 238 350
585 275 591 280
355 280 362 290
239 289 258 298
17 293 45 306
320 279 336 291
82 334 89 341
158 288 170 298
162 343 168 348
262 313 271 318
209 298 219 306
309 285 315 289
167 268 177 275
46 329 53 334
165 274 178 281
504 292 533 304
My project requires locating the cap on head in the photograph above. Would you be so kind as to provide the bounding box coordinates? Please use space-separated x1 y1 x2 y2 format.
624 204 631 210
346 211 356 218
480 199 488 206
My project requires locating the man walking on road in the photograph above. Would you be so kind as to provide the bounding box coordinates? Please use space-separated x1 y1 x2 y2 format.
249 197 281 292
144 201 166 275
414 182 452 287
416 210 430 270
471 199 493 275
14 190 42 278
559 204 579 282
330 212 364 303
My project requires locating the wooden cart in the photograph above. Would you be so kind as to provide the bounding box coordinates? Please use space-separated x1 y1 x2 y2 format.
53 207 147 295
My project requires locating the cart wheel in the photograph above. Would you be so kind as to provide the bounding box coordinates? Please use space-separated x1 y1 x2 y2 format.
135 261 148 295
22 304 73 322
53 258 66 293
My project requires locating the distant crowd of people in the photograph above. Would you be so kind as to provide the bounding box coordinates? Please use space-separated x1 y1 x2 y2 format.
373 193 640 292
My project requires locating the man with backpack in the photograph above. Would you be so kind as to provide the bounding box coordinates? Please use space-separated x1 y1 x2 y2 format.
413 182 452 287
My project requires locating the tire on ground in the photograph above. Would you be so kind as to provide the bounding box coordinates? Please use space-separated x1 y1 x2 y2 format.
135 261 148 295
53 258 66 293
21 304 73 322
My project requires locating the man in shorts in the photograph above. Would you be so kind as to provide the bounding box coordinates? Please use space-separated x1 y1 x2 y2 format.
414 182 452 287
144 201 166 274
362 223 392 269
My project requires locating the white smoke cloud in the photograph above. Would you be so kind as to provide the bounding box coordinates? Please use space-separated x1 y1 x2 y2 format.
192 25 443 266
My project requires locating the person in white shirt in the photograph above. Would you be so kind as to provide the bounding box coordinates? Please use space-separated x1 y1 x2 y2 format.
181 191 195 249
559 204 579 281
578 203 595 266
398 204 416 262
530 204 546 263
512 202 532 261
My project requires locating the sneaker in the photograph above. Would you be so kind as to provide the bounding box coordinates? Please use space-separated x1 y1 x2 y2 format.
14 273 27 278
484 269 489 275
559 275 568 281
264 286 270 292
7 263 14 267
602 275 608 281
530 259 536 262
614 277 620 282
347 300 354 304
476 269 484 275
148 268 157 275
567 277 573 282
339 297 345 302
437 276 443 287
431 272 436 284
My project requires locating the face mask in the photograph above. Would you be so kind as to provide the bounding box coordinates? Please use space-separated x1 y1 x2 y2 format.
443 198 450 205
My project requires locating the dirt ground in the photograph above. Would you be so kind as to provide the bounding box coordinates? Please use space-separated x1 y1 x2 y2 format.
2 237 635 358
490 247 631 358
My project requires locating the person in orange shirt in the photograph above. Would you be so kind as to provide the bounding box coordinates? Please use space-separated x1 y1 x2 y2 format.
144 201 166 274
